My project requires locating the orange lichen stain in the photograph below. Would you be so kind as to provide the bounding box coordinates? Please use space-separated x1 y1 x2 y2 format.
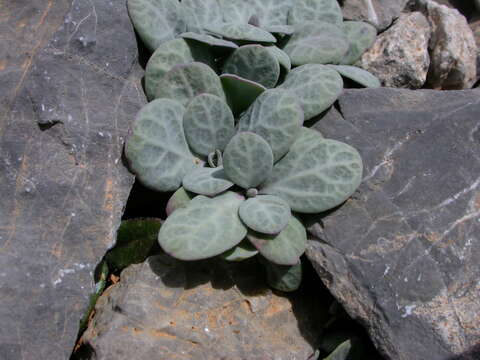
102 178 115 212
474 192 480 211
425 232 440 243
0 59 6 71
121 326 177 340
264 297 290 318
50 242 63 258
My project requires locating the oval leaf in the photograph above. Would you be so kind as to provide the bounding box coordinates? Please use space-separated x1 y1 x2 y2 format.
261 258 303 292
239 195 291 234
328 65 381 88
288 0 342 26
145 38 214 101
264 25 295 36
279 64 343 120
324 340 352 360
182 167 234 196
223 45 280 88
248 216 306 265
125 99 196 192
260 128 363 213
238 89 304 161
180 32 239 51
340 21 377 65
204 23 277 43
220 0 254 24
155 62 225 106
182 0 223 33
158 191 247 260
248 0 292 26
127 0 186 51
220 240 258 262
284 21 349 66
183 94 235 157
220 74 266 115
166 187 194 216
223 132 274 189
266 46 291 74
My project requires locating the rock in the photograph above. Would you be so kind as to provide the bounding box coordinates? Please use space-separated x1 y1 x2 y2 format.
306 88 480 360
0 1 144 359
341 0 410 31
357 13 431 89
469 18 480 85
413 0 478 89
80 255 325 359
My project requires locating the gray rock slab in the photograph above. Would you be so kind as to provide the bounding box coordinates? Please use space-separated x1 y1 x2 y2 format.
0 1 144 359
80 255 325 360
306 88 480 360
357 12 431 89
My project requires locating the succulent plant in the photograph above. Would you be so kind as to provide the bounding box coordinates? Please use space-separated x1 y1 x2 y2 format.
126 0 377 291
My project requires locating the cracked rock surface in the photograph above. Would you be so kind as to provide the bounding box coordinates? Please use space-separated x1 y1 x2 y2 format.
0 1 144 359
306 88 480 360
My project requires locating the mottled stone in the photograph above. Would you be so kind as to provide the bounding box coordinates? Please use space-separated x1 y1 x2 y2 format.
413 0 478 89
306 88 480 360
358 12 431 89
0 1 144 359
80 255 325 360
341 0 409 31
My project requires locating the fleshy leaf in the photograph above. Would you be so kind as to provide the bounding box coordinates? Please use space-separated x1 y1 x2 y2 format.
223 132 274 189
220 0 254 23
155 62 225 106
284 21 349 66
247 0 293 26
261 259 302 292
340 21 377 65
145 38 214 101
264 25 295 36
183 94 235 157
260 128 363 213
182 167 234 196
288 0 342 26
247 216 306 265
125 99 196 192
127 0 186 51
220 240 258 262
266 46 291 74
182 0 223 33
328 65 381 88
166 187 194 216
180 32 239 51
239 195 291 234
324 340 352 360
223 45 280 88
158 191 247 260
279 64 343 120
220 74 266 115
204 23 277 43
238 89 303 161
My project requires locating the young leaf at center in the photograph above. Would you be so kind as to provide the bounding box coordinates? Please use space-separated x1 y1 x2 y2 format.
239 195 291 235
158 191 247 260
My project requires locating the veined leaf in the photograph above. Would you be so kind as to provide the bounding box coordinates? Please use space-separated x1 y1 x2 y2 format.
328 65 381 88
182 0 223 33
220 240 258 262
182 167 234 196
288 0 342 26
260 257 303 292
239 195 291 234
166 187 194 216
204 23 277 43
340 21 377 65
220 74 266 115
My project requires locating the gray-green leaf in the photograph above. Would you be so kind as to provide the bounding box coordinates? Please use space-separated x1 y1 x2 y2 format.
261 259 302 292
145 38 214 101
127 0 186 51
182 167 234 196
323 340 352 360
223 45 280 88
204 23 277 43
264 25 295 36
125 99 196 192
260 128 363 213
248 216 306 265
328 65 381 88
220 74 266 115
182 0 223 33
180 32 239 51
239 195 291 234
223 132 274 189
288 0 342 26
183 94 235 157
266 46 291 74
166 187 194 216
279 64 343 120
220 240 258 262
238 89 303 161
158 191 247 260
340 21 377 65
155 62 225 106
284 21 349 66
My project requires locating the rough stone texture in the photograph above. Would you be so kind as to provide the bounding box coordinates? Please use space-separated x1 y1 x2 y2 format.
469 18 480 85
358 12 431 89
80 255 325 360
413 0 478 89
306 88 480 360
341 0 410 31
0 1 144 359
